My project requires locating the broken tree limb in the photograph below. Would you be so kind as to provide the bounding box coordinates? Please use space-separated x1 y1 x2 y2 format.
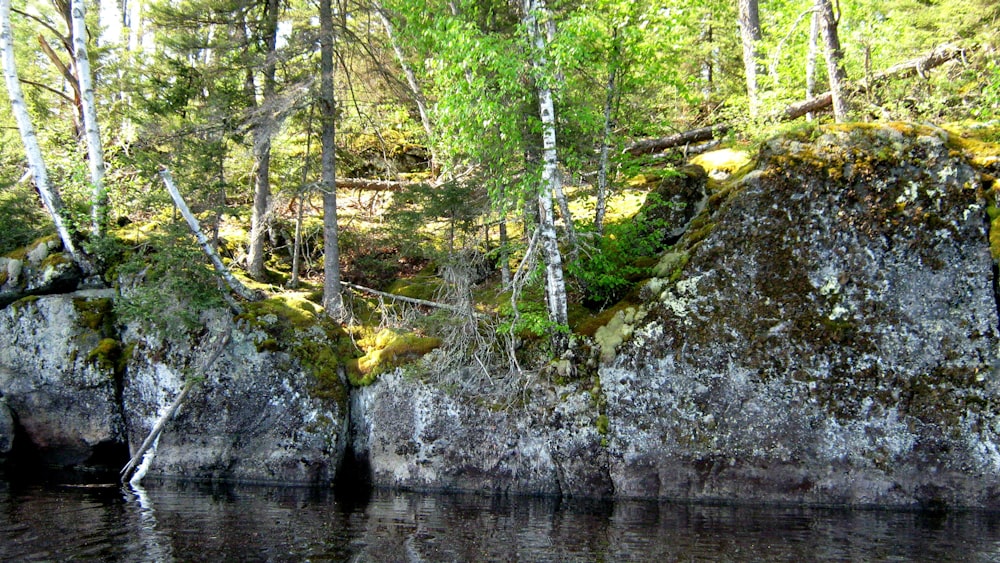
121 328 232 484
159 167 261 303
340 280 479 317
625 125 730 156
782 42 966 121
628 42 968 156
338 177 412 191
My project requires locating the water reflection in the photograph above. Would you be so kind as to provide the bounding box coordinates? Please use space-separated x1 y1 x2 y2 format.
1 478 999 561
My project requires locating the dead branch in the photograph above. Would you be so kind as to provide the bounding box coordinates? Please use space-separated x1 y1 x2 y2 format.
341 280 480 317
160 167 261 303
121 328 232 484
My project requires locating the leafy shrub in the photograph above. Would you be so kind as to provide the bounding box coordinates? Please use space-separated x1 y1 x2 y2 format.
114 223 226 339
568 194 678 308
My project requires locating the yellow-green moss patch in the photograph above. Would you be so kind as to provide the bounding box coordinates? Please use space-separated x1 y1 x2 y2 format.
87 338 122 373
346 328 442 386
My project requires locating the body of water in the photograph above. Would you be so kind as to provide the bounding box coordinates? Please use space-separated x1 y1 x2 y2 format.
2 477 999 561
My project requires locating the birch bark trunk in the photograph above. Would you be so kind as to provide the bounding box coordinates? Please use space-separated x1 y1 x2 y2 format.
71 0 109 237
0 0 91 273
738 0 762 117
524 0 568 352
805 9 819 120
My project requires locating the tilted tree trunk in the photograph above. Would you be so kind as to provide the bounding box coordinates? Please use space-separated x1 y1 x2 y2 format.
738 0 762 117
71 0 109 238
524 0 569 353
0 0 91 274
375 2 437 174
815 0 848 122
805 9 819 120
159 168 259 303
320 0 344 320
595 28 620 237
246 0 280 281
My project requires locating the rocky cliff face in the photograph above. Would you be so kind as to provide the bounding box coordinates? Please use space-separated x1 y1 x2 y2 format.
0 290 348 483
351 124 1000 508
121 310 348 484
599 124 1000 508
2 123 999 508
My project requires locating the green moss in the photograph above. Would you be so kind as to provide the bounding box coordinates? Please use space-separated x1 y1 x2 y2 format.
595 414 610 435
0 270 7 286
40 252 71 269
73 297 114 333
237 295 355 408
87 338 122 373
10 294 40 312
346 328 442 386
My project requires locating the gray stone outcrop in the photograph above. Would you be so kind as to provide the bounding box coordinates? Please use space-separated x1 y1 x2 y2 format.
351 369 611 496
600 124 1000 508
0 289 124 468
121 312 348 484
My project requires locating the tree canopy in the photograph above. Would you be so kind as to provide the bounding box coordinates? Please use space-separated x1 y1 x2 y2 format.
2 0 999 369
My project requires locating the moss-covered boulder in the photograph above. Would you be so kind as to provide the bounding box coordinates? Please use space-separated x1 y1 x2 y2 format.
600 123 1000 509
0 289 126 471
0 236 82 309
121 301 351 485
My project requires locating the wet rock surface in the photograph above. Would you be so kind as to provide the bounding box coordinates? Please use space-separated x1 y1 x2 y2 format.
351 370 611 496
601 124 1000 508
0 289 124 469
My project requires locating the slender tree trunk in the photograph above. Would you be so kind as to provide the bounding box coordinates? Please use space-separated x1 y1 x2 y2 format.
816 0 848 122
375 2 436 174
805 9 819 120
738 0 762 117
246 0 280 281
320 0 344 320
524 0 568 353
71 0 109 238
595 28 620 237
290 105 314 289
1 0 91 274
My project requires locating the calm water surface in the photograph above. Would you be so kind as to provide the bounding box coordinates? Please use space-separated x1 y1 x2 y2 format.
2 477 1000 561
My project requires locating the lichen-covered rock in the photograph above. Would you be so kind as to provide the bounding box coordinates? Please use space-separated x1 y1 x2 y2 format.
0 237 82 308
0 290 125 468
351 370 611 496
0 396 13 458
121 310 348 484
601 123 1000 509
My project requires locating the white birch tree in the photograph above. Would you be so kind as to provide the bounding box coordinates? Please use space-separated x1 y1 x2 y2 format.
0 0 91 273
524 0 569 353
71 0 109 237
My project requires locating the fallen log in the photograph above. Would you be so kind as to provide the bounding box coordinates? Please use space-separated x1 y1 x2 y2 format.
781 42 966 121
627 42 967 155
625 125 729 156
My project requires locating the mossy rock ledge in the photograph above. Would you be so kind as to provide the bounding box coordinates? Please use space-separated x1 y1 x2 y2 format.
599 123 1000 508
